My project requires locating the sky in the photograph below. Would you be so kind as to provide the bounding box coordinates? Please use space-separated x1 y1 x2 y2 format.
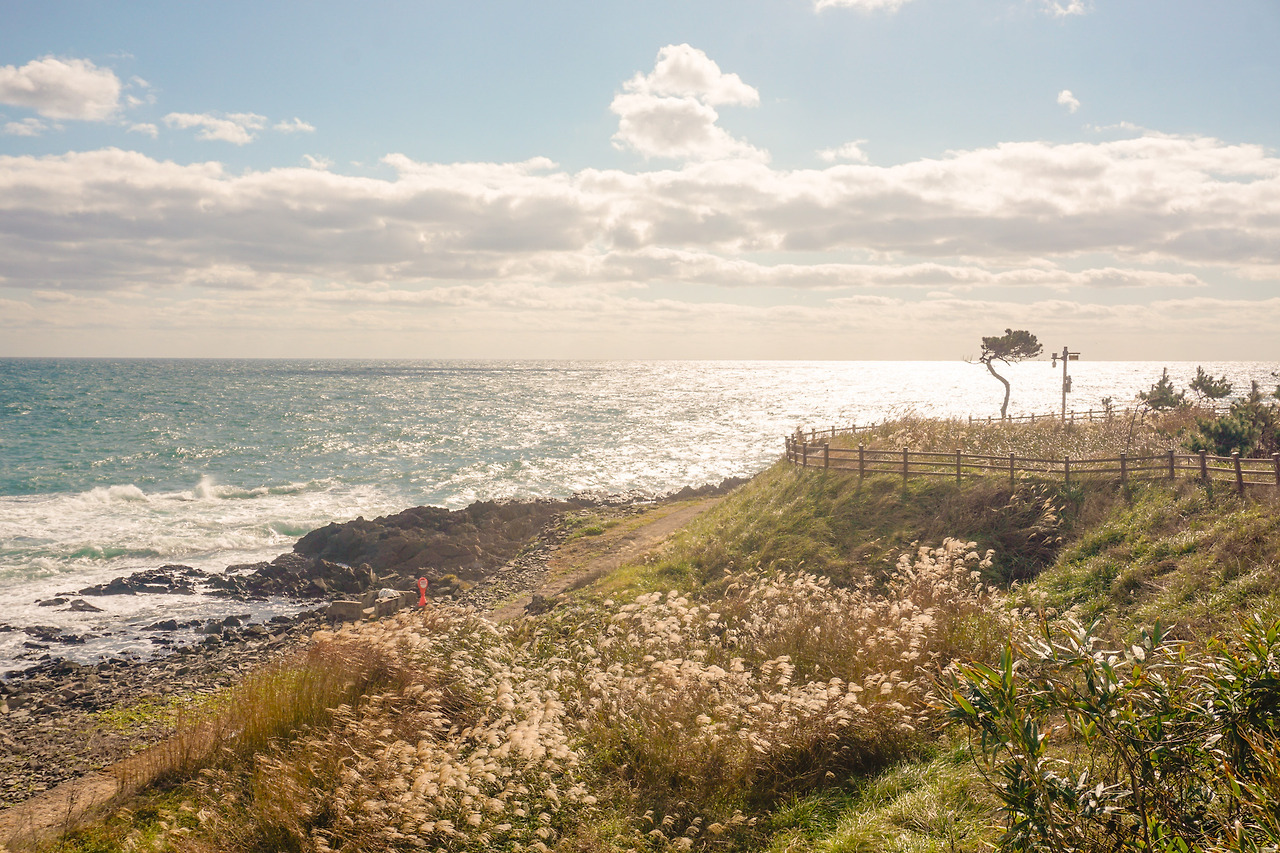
1 0 1279 360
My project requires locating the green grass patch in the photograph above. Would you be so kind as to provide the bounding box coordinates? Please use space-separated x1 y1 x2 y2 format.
591 461 1116 602
563 511 623 540
758 744 998 853
1028 483 1280 636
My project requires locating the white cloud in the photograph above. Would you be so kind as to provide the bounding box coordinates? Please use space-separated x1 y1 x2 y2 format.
2 133 1276 297
274 117 315 134
163 112 267 144
814 0 914 12
302 154 333 170
1057 89 1080 113
128 122 159 138
0 56 121 121
4 118 49 137
611 45 766 162
583 250 1207 291
623 44 759 107
818 141 870 163
1043 0 1089 17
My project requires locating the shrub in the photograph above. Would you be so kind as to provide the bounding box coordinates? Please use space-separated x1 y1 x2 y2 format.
945 616 1280 853
1138 368 1187 411
1189 366 1232 405
1187 381 1280 458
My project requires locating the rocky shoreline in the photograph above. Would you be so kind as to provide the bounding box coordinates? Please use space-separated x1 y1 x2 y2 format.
0 609 329 807
0 478 745 809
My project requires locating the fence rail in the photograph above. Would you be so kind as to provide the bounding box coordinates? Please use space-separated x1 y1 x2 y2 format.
784 438 1280 496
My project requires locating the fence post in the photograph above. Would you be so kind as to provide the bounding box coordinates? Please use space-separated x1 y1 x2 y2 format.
1274 452 1280 491
823 443 830 470
1199 450 1209 484
858 444 865 481
955 448 962 485
902 447 909 486
802 443 808 468
1120 453 1128 488
1168 449 1175 481
968 415 972 426
1009 453 1016 488
1234 451 1244 496
785 436 791 462
1064 456 1071 488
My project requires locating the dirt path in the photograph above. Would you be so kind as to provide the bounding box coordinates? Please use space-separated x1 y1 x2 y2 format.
0 771 116 851
489 496 721 622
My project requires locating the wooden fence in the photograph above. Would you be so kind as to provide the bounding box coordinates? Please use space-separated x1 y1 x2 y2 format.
784 438 1280 496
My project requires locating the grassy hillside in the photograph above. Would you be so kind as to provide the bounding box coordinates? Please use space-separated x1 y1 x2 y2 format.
40 416 1280 853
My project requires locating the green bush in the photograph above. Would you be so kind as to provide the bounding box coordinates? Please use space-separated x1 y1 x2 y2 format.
946 616 1280 852
1187 381 1280 458
1139 368 1187 411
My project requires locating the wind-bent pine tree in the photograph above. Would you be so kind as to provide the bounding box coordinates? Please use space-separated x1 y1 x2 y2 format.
978 328 1043 419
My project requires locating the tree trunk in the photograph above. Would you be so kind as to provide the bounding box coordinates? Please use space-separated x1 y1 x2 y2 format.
985 360 1011 418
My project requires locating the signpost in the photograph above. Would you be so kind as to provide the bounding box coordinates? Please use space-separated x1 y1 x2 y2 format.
1050 346 1080 422
417 577 429 607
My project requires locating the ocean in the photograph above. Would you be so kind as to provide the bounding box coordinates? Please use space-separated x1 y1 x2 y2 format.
1 358 1276 674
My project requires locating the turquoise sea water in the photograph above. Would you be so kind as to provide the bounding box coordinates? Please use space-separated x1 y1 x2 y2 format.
1 358 1276 673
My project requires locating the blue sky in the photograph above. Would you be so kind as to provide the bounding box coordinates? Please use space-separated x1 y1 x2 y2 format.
2 0 1279 359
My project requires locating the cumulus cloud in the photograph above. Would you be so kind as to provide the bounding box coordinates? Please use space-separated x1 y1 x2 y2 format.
1043 0 1089 16
611 44 766 162
1057 89 1080 113
583 250 1207 291
128 122 159 138
1 133 1276 301
0 56 122 121
818 141 870 163
163 111 267 144
622 44 759 107
814 0 914 11
4 118 49 137
274 117 315 133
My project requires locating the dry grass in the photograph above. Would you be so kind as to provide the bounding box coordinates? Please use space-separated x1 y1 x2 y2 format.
115 538 1009 853
831 409 1198 461
112 637 414 797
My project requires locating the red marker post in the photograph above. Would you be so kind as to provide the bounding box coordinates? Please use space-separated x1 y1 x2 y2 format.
417 577 429 607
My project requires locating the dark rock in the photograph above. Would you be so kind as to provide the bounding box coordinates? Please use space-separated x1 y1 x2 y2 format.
526 593 562 615
145 619 179 632
78 566 207 596
67 599 103 613
23 626 64 643
37 598 68 607
291 498 585 589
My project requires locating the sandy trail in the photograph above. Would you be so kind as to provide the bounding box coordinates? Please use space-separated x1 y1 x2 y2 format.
489 496 721 622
